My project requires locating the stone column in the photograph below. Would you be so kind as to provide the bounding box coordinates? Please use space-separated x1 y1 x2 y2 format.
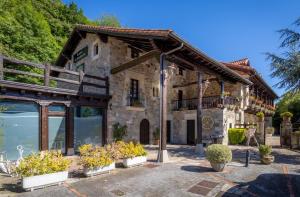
257 117 265 144
281 117 292 147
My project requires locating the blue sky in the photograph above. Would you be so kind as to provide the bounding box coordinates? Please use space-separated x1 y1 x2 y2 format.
64 0 300 97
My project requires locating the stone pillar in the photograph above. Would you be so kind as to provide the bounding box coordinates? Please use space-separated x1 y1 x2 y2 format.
281 117 292 147
257 117 265 144
195 70 204 154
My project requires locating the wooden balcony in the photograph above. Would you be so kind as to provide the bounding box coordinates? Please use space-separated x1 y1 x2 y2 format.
172 96 239 111
0 55 109 99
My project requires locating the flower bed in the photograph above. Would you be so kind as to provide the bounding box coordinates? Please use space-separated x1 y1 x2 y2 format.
79 144 115 177
119 142 147 167
16 151 70 191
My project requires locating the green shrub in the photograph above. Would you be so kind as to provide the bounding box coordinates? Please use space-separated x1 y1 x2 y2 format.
266 127 275 135
280 112 293 118
206 144 232 163
228 128 246 145
16 151 71 177
256 111 264 119
259 145 272 156
112 123 127 141
153 128 160 140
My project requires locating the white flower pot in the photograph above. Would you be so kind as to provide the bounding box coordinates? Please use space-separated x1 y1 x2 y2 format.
22 171 68 191
83 162 115 177
123 156 147 168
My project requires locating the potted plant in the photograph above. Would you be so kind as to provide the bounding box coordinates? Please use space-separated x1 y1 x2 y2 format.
256 111 264 121
113 122 127 141
206 144 232 172
259 145 274 165
265 127 275 137
16 151 70 191
153 128 160 145
120 142 147 168
79 144 115 177
280 112 293 122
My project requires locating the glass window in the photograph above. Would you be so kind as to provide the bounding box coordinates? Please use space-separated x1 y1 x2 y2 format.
48 105 66 153
0 101 39 160
93 43 99 56
74 106 103 151
48 105 65 112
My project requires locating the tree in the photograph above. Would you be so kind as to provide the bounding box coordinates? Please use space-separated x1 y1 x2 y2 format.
266 17 300 94
95 15 121 27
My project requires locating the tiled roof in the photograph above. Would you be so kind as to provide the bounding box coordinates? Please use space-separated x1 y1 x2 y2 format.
75 24 172 37
228 58 250 66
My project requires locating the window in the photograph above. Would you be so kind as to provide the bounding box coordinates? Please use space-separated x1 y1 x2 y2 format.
0 101 39 160
130 79 139 100
74 106 104 151
48 105 66 153
75 63 85 72
178 68 184 76
153 87 159 97
93 43 99 57
131 48 140 58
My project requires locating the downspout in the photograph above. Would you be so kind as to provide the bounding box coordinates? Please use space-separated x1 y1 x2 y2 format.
158 43 184 162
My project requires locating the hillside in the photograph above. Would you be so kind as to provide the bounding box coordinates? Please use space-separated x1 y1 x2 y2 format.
0 0 91 63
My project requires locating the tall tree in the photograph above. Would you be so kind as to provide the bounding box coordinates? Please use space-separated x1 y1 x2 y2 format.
95 15 121 27
266 17 300 94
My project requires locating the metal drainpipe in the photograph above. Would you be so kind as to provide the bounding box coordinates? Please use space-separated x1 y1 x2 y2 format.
159 43 184 155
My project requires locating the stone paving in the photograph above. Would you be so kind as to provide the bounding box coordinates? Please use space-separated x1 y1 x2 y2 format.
0 145 299 197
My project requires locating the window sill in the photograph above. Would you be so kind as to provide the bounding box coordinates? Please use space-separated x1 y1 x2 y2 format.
126 106 145 111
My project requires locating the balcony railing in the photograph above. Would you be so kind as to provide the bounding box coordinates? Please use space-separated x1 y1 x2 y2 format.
127 96 144 108
172 96 239 111
0 55 109 97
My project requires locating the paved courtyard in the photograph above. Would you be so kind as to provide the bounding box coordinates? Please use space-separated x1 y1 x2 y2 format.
0 145 300 197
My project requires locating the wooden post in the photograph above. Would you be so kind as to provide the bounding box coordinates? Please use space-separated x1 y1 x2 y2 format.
102 109 108 145
44 64 50 86
195 70 204 154
0 55 3 80
40 102 49 151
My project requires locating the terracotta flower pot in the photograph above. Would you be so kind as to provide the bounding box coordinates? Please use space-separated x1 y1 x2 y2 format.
210 162 226 172
153 139 159 145
260 155 274 165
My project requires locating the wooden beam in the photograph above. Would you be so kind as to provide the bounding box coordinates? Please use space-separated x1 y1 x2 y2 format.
111 50 160 74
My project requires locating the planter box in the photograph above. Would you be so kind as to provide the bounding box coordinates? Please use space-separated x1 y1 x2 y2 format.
22 171 68 191
83 162 115 177
123 156 147 168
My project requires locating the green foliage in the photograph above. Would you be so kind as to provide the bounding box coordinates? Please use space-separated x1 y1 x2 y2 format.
228 128 246 145
266 17 300 94
79 144 113 169
153 128 160 140
256 112 264 119
119 141 147 159
206 144 232 163
280 111 293 118
95 15 121 27
113 123 127 141
266 127 275 135
259 145 272 156
273 93 300 130
15 151 71 177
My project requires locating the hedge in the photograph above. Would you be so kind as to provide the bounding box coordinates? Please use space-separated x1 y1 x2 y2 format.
228 128 246 145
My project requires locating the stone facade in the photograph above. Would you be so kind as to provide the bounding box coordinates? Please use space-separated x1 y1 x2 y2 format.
60 32 272 146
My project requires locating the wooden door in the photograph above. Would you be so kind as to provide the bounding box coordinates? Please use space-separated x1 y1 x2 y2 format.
178 90 183 108
187 120 195 145
167 120 171 143
140 119 150 144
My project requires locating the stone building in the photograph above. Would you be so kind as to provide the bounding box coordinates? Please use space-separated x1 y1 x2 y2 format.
0 25 277 160
55 25 276 146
